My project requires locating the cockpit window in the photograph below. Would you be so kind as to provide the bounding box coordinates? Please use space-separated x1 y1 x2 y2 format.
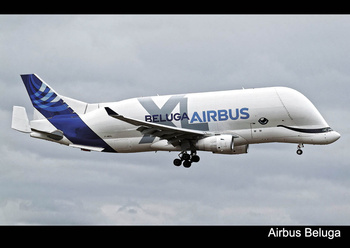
322 127 333 132
278 125 333 133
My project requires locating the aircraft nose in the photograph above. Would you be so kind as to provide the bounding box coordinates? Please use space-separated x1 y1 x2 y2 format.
328 131 341 143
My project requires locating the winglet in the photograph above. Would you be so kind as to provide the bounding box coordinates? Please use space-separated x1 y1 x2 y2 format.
105 107 119 116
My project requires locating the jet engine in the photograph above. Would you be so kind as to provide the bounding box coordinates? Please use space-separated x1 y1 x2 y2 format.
195 135 249 154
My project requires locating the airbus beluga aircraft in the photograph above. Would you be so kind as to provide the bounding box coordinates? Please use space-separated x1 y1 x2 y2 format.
12 74 340 168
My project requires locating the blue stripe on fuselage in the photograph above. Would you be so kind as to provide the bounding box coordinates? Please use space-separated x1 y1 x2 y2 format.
48 114 115 152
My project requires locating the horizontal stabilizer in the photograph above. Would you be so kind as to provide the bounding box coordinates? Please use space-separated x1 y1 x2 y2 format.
12 106 31 133
47 130 64 140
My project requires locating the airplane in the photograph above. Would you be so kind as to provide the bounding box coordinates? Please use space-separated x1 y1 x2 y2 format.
12 74 340 168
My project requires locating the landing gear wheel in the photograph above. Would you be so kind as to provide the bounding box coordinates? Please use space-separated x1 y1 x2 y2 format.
181 153 190 161
183 160 192 168
174 150 200 168
191 155 200 163
173 158 182 166
296 143 304 155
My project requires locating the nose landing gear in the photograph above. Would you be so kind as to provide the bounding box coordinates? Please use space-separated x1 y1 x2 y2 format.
296 144 304 155
173 151 200 168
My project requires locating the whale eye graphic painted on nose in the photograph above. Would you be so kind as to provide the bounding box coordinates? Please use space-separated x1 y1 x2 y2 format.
258 117 269 125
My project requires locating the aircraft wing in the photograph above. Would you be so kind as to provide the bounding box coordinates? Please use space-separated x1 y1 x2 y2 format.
105 107 211 146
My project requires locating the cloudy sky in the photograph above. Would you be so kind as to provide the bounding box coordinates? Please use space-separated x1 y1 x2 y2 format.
1 15 349 224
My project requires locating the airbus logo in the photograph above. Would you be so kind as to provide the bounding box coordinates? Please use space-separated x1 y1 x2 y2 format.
190 108 250 123
145 108 250 124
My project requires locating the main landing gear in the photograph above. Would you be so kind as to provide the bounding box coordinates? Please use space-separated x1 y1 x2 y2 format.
296 143 304 155
173 151 200 168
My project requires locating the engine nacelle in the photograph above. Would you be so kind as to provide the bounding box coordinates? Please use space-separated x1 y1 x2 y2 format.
231 144 249 154
195 135 249 154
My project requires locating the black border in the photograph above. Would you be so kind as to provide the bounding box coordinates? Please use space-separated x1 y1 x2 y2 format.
1 225 350 243
3 3 350 14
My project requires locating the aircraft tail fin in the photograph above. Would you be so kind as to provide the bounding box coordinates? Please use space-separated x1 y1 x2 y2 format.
20 74 77 118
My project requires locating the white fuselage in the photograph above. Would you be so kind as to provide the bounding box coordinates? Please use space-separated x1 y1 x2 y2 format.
73 86 339 153
14 74 340 167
